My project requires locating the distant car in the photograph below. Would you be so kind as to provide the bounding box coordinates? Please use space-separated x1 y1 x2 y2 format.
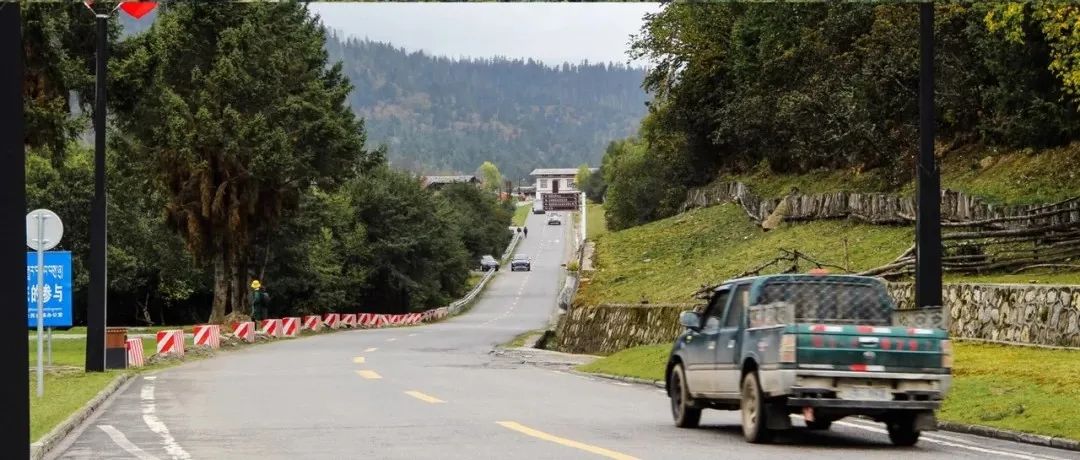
547 214 561 225
480 255 499 271
510 254 532 271
533 201 544 214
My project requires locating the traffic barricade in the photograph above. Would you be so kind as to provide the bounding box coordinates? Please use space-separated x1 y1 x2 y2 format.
193 324 221 348
155 329 185 357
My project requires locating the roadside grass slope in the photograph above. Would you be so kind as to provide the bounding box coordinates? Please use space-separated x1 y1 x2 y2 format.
726 142 1080 205
578 342 1080 441
578 203 911 305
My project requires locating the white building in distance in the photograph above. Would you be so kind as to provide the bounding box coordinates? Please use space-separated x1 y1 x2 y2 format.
529 168 597 196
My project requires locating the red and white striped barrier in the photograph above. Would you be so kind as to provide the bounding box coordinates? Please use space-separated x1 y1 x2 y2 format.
358 313 375 327
232 321 255 343
260 319 282 337
409 313 423 324
323 313 340 329
155 329 185 357
303 315 322 331
126 338 145 367
193 324 220 348
282 317 300 337
341 313 357 328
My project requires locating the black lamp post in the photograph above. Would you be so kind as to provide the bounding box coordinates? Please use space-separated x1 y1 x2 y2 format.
1 3 31 456
83 0 157 372
915 2 942 309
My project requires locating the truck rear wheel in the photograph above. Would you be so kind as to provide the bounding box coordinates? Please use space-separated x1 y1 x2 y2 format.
887 415 921 446
740 371 773 443
669 364 701 428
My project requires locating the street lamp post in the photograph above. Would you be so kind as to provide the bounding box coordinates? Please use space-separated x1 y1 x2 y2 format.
915 2 942 309
1 3 31 456
84 1 156 372
86 10 109 373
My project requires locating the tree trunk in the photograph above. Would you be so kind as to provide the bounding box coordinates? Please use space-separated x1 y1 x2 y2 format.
210 250 228 324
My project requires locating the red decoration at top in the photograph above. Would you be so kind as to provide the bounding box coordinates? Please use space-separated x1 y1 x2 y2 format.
120 1 157 20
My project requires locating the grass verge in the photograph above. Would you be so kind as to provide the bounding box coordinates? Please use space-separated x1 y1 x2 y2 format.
504 329 546 348
577 342 1080 441
586 202 607 240
512 202 531 227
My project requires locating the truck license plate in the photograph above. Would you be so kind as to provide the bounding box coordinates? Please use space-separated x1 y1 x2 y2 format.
840 387 891 401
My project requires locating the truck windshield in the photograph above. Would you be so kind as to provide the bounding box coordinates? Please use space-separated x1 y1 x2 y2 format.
758 280 892 325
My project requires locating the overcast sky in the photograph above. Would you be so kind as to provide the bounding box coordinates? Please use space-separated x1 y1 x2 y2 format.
308 3 662 67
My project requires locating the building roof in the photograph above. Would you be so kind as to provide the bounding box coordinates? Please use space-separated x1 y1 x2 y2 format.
529 168 598 176
422 175 478 187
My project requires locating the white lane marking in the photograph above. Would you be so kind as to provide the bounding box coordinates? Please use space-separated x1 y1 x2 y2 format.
364 347 378 352
831 419 1066 460
141 381 192 460
98 425 160 460
408 333 417 337
834 419 1070 460
144 376 156 380
387 337 397 342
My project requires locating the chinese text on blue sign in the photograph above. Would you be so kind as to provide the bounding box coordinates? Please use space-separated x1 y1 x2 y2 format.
27 251 72 328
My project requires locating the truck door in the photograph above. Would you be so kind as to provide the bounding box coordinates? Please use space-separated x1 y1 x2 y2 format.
714 283 751 396
684 288 730 396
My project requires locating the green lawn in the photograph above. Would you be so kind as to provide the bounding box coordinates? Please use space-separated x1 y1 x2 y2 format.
586 202 608 240
512 202 531 227
577 342 1080 441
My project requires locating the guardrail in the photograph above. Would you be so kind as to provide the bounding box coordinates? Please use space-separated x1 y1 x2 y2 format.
448 233 522 315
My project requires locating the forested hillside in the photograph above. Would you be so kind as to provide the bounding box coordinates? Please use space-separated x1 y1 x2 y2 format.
599 2 1080 230
323 36 648 180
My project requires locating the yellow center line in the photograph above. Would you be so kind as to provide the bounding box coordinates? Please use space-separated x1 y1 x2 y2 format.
404 390 445 404
495 421 639 460
355 370 382 380
352 356 366 364
364 347 378 352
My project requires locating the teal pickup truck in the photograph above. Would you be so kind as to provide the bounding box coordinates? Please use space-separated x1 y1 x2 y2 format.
665 273 951 446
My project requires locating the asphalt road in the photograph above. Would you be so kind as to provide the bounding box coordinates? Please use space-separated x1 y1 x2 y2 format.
52 211 1080 460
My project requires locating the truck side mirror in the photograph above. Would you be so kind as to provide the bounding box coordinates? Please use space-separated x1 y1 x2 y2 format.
679 311 702 331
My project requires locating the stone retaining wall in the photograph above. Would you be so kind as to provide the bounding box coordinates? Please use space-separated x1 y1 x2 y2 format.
554 283 1080 355
551 303 698 355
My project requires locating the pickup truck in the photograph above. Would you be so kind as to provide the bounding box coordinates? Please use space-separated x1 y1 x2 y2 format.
665 273 951 446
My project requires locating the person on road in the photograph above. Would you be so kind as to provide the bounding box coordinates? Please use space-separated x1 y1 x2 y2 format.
250 279 271 321
523 226 528 238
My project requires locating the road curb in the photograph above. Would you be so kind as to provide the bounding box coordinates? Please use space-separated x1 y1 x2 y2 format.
579 371 1080 452
30 372 134 460
936 420 1080 452
573 370 664 389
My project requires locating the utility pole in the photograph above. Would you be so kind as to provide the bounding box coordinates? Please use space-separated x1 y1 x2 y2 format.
86 10 109 372
915 2 942 309
1 3 32 456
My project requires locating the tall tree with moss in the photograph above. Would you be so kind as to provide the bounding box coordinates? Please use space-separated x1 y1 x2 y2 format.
111 2 372 323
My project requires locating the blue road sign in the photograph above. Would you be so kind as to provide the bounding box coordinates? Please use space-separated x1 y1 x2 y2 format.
27 251 73 328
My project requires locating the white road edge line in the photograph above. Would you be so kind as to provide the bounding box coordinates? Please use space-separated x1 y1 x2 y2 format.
821 417 1069 460
98 425 160 460
830 419 1068 460
141 382 193 460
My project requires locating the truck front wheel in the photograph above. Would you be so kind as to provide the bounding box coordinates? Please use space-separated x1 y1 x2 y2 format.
669 364 701 428
740 371 773 443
